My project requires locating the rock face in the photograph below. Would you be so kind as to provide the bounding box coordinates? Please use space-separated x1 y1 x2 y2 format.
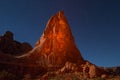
57 61 80 73
81 61 105 78
29 11 84 67
0 31 32 55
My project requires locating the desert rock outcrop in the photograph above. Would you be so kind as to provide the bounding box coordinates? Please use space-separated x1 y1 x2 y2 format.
28 11 84 67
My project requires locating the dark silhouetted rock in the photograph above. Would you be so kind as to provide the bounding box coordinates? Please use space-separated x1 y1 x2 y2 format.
0 31 32 55
21 42 33 54
104 67 120 76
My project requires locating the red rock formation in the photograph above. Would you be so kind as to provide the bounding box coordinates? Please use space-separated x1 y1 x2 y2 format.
0 11 107 79
28 11 84 67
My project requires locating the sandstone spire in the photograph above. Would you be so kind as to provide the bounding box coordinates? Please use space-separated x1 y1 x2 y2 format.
30 11 84 67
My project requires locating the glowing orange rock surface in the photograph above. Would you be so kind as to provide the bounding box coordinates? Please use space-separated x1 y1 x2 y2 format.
30 11 84 67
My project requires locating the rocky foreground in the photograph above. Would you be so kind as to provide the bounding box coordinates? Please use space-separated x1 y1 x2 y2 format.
0 11 120 80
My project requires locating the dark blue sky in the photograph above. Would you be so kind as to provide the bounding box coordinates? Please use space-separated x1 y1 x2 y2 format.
0 0 120 67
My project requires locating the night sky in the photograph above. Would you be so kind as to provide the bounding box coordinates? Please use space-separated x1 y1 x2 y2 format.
0 0 120 67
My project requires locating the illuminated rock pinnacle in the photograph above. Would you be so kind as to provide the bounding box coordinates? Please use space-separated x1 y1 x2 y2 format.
31 11 84 67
